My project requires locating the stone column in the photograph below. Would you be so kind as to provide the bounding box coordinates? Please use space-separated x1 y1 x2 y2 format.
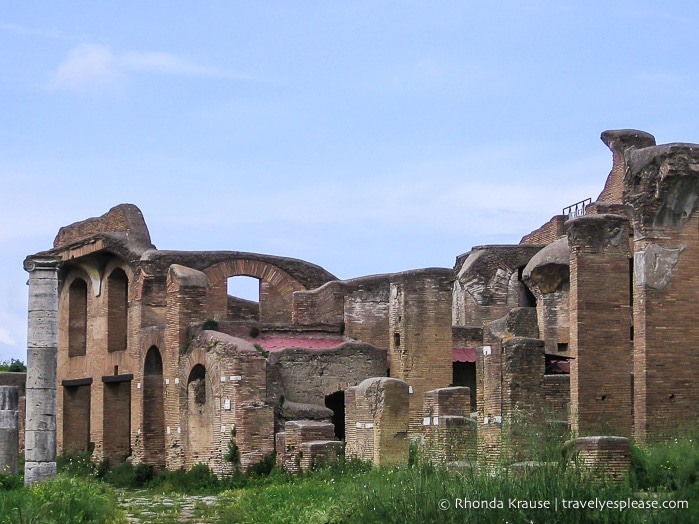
23 256 60 485
0 386 19 474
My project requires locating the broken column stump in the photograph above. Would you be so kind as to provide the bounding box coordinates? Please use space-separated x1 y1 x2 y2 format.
0 386 19 474
570 436 630 483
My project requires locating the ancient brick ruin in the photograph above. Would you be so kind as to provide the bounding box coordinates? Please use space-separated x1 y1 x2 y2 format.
19 129 699 478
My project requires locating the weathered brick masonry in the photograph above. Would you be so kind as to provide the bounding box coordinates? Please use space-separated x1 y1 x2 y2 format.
22 128 699 477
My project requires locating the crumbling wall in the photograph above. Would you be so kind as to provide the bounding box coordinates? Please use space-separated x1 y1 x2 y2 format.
178 332 274 474
422 387 476 464
453 246 543 328
266 342 386 432
278 420 339 473
520 215 566 245
292 275 391 349
53 204 154 252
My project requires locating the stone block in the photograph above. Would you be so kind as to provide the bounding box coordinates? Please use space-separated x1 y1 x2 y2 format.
25 348 57 389
24 430 57 462
24 461 57 485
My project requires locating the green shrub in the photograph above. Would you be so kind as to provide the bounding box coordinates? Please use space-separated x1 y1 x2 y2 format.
0 474 22 491
186 463 220 491
0 359 26 373
57 450 96 478
224 437 240 467
253 343 269 357
133 462 155 487
202 318 220 331
104 461 136 488
247 452 276 477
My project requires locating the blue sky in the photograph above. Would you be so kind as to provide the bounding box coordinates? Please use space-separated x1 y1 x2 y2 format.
2 1 698 362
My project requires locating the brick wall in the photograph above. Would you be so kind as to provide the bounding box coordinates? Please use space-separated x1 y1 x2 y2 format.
62 384 91 452
102 381 131 464
543 375 570 422
56 261 138 464
520 215 566 245
292 275 391 349
165 265 209 469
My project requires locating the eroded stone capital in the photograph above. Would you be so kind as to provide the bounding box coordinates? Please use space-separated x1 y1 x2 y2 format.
566 214 629 254
23 256 61 273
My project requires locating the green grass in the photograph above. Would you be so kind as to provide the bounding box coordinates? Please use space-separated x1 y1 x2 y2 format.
205 460 697 524
0 475 126 523
4 426 699 523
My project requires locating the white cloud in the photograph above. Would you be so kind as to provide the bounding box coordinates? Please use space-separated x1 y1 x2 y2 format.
48 43 124 94
120 50 223 77
48 43 246 95
0 327 16 346
0 22 64 39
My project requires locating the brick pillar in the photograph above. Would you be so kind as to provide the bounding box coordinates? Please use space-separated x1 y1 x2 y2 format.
345 377 409 466
165 264 208 469
23 256 61 485
567 214 632 437
623 143 699 442
501 337 545 463
478 308 542 468
388 269 453 436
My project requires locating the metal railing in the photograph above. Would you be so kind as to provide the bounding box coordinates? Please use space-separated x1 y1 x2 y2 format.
563 198 591 219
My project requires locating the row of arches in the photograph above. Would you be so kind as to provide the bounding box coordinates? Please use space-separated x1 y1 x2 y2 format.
62 344 214 468
68 267 129 357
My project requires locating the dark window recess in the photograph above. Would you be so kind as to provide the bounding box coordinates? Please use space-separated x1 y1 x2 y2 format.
557 343 569 353
394 332 401 347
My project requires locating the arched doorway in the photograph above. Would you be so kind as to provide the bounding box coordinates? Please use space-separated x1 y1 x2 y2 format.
143 346 165 467
186 364 214 467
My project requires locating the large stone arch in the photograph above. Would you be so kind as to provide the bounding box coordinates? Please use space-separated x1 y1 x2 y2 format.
204 258 307 323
